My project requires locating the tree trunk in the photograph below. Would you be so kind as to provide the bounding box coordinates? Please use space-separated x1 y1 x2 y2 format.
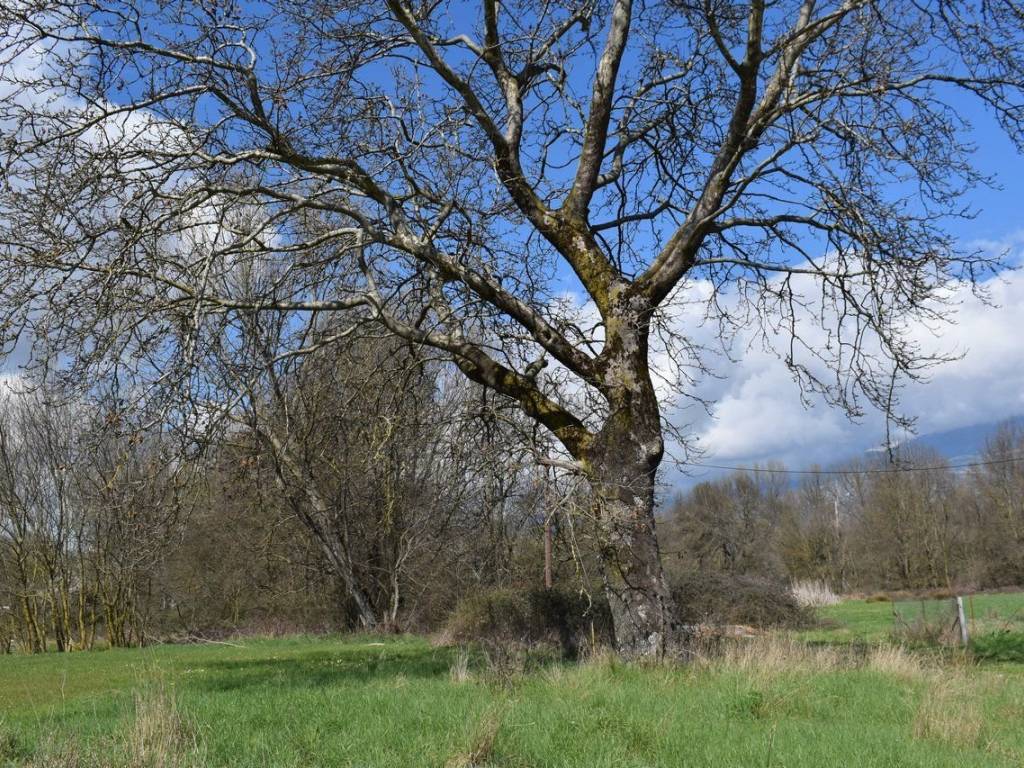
311 517 377 630
585 303 683 658
589 439 680 658
261 427 379 629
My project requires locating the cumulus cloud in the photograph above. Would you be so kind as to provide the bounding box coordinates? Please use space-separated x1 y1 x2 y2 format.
661 235 1024 482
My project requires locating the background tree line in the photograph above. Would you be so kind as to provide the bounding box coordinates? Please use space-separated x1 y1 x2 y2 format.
660 429 1024 600
2 322 1022 653
0 329 577 653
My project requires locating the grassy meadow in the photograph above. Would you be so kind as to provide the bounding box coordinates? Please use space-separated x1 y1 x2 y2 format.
3 597 1024 767
800 591 1024 646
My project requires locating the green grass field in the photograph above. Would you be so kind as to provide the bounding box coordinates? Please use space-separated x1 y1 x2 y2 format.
800 591 1024 646
3 623 1024 768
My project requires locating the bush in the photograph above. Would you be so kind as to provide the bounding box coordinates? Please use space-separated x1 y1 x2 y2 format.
670 572 811 629
891 617 951 646
971 631 1024 663
441 586 613 658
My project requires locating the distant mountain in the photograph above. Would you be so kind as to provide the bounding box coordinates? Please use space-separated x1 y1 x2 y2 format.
897 415 1024 464
671 415 1024 492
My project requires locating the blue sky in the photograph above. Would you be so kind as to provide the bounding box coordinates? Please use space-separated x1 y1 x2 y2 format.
2 3 1022 488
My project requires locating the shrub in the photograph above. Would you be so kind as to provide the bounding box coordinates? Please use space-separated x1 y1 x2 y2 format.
868 587 957 603
891 617 949 646
671 572 811 629
971 631 1024 663
441 586 613 658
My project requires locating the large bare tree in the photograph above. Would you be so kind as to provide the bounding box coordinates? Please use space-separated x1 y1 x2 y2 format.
1 0 1022 656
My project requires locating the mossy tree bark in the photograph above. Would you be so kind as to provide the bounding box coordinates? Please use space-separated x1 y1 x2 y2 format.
588 433 680 658
582 293 682 658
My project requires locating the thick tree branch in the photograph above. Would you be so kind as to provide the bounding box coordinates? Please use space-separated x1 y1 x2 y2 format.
564 0 632 217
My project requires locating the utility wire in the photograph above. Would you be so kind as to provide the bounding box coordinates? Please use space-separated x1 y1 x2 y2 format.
682 453 1024 476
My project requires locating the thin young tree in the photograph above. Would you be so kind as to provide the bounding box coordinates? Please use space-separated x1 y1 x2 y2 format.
1 1 1023 655
0 389 89 651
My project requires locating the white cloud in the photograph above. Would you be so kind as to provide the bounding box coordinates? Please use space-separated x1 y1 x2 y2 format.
697 367 850 459
661 238 1024 482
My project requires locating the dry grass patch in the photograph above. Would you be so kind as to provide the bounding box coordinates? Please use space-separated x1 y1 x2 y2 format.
703 635 841 681
5 682 203 768
791 580 841 608
449 648 472 684
866 645 926 680
18 742 85 768
123 680 203 768
913 676 986 749
580 645 620 671
446 709 504 768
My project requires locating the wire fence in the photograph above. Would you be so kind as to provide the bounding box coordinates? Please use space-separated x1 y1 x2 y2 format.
891 597 964 645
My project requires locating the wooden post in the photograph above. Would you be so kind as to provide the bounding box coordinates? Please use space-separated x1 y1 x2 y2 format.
544 518 553 590
543 464 554 590
955 596 969 646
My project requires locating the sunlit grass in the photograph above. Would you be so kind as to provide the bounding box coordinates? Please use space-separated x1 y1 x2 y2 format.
2 632 1024 767
799 590 1024 645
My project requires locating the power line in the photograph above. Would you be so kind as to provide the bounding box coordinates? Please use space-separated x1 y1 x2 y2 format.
682 454 1024 476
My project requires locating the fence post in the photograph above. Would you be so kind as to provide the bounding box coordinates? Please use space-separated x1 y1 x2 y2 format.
543 518 553 590
955 596 969 646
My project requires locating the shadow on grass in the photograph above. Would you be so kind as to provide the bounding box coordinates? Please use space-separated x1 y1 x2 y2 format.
190 643 458 693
